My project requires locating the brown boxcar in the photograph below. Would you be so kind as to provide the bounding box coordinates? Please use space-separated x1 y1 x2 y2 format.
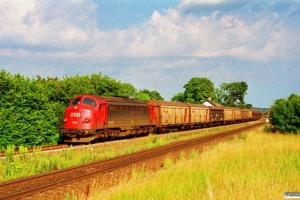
209 106 224 125
242 108 253 121
186 103 209 128
148 100 190 132
223 107 243 124
252 109 263 120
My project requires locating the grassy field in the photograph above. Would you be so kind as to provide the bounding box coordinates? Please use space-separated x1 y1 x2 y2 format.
90 127 300 200
0 124 243 182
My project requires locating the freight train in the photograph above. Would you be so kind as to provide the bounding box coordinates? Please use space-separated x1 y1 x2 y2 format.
60 94 263 143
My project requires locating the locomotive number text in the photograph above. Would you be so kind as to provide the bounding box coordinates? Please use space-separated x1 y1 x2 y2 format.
70 112 81 117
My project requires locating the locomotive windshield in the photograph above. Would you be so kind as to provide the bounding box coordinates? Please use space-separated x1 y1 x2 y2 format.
83 97 97 108
70 97 81 106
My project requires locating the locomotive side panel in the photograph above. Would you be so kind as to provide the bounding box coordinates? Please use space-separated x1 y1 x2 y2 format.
106 104 150 130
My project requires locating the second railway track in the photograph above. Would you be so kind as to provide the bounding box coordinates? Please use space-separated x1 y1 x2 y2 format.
0 121 263 200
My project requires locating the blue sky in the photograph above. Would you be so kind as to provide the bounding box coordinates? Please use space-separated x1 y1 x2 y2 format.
1 0 300 108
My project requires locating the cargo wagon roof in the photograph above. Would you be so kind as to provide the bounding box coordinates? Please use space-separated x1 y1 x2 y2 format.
186 103 208 108
148 100 190 107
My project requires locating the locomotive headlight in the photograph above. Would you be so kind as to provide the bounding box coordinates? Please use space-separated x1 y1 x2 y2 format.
84 118 92 123
63 118 67 123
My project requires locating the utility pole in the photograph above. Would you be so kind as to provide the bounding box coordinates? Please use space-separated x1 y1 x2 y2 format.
153 82 156 100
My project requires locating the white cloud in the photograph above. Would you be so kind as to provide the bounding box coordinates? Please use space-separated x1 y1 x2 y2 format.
85 7 293 62
0 0 299 63
179 0 239 6
0 0 98 52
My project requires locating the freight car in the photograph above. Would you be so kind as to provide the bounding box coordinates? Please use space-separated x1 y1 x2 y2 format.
60 95 263 143
223 106 243 124
147 100 190 133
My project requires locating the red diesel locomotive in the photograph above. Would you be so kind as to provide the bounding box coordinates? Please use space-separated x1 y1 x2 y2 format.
61 95 157 143
60 94 262 143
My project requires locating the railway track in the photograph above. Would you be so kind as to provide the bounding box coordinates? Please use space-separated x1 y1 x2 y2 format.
0 121 263 200
0 120 260 158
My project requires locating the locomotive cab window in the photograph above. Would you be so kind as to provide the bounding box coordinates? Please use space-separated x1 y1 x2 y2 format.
70 97 81 106
83 97 97 108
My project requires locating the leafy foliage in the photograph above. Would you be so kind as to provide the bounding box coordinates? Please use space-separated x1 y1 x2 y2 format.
135 89 164 100
269 93 300 133
0 72 59 147
215 81 250 107
172 78 253 108
183 77 216 103
0 70 155 148
135 93 151 100
171 92 185 102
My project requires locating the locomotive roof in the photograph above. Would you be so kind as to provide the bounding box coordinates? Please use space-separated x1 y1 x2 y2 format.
93 95 149 105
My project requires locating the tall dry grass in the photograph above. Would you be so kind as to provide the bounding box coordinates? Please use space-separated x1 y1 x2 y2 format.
0 125 238 181
92 127 300 200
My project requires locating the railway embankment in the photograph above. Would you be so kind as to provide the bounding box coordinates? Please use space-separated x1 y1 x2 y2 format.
0 122 263 199
93 124 300 200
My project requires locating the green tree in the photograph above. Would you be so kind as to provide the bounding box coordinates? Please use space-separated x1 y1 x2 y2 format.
118 83 137 97
216 81 249 107
135 93 151 100
269 93 300 133
171 92 185 102
135 89 164 100
183 77 215 103
214 87 226 104
0 72 59 147
0 70 141 148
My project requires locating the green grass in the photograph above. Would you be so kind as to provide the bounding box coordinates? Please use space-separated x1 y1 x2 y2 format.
0 124 249 182
92 127 300 200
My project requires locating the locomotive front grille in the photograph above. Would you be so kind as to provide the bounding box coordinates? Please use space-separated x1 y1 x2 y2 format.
60 129 95 137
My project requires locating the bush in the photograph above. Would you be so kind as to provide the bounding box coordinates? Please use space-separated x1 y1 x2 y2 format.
269 93 300 133
0 70 140 148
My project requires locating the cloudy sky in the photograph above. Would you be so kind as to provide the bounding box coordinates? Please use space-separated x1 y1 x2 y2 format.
1 0 300 108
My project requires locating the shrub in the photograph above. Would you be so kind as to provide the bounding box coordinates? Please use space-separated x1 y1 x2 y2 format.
269 93 300 133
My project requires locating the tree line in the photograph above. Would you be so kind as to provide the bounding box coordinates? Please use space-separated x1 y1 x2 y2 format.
0 70 297 148
0 70 162 148
171 77 252 108
171 77 300 134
